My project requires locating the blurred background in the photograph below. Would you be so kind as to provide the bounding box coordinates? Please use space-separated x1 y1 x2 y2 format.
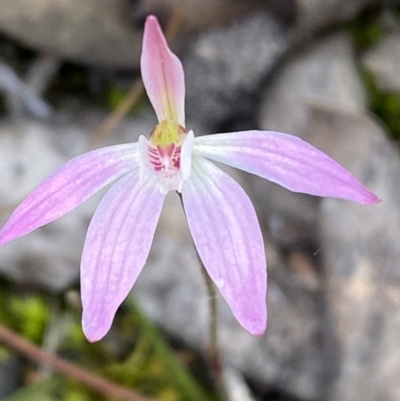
0 0 399 400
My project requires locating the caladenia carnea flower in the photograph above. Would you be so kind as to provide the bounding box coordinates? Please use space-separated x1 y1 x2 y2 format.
0 16 379 342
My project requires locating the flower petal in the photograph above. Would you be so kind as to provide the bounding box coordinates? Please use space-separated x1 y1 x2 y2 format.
0 144 139 246
194 131 380 205
141 15 185 126
180 130 195 182
182 157 267 335
81 170 165 342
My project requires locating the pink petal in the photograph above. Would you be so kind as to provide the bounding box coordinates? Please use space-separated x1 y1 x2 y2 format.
194 131 380 205
182 157 267 335
180 130 195 182
141 15 185 126
81 170 165 342
0 144 139 246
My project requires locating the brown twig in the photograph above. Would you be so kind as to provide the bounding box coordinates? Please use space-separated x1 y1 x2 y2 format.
85 79 144 150
0 324 156 401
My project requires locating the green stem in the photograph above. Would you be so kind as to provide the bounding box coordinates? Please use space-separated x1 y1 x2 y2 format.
200 265 229 401
201 268 219 373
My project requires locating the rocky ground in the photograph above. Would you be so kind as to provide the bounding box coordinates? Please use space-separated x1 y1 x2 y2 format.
0 1 400 400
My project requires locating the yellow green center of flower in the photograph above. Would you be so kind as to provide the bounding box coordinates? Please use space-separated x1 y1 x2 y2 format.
149 119 186 146
144 119 189 190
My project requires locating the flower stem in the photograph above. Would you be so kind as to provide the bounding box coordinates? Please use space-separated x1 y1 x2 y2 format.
200 264 229 401
201 268 219 370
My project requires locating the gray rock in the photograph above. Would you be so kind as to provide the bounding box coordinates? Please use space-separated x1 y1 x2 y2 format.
223 366 257 401
138 0 389 35
0 0 283 70
259 32 366 137
0 0 141 68
295 0 385 32
0 0 388 71
184 12 289 134
134 0 269 33
363 32 400 94
306 104 400 401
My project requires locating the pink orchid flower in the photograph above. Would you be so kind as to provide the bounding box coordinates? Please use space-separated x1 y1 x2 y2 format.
0 16 379 342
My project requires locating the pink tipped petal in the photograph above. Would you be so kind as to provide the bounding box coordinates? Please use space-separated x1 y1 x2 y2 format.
81 170 165 342
0 144 139 246
182 157 267 335
141 15 185 126
194 131 380 205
